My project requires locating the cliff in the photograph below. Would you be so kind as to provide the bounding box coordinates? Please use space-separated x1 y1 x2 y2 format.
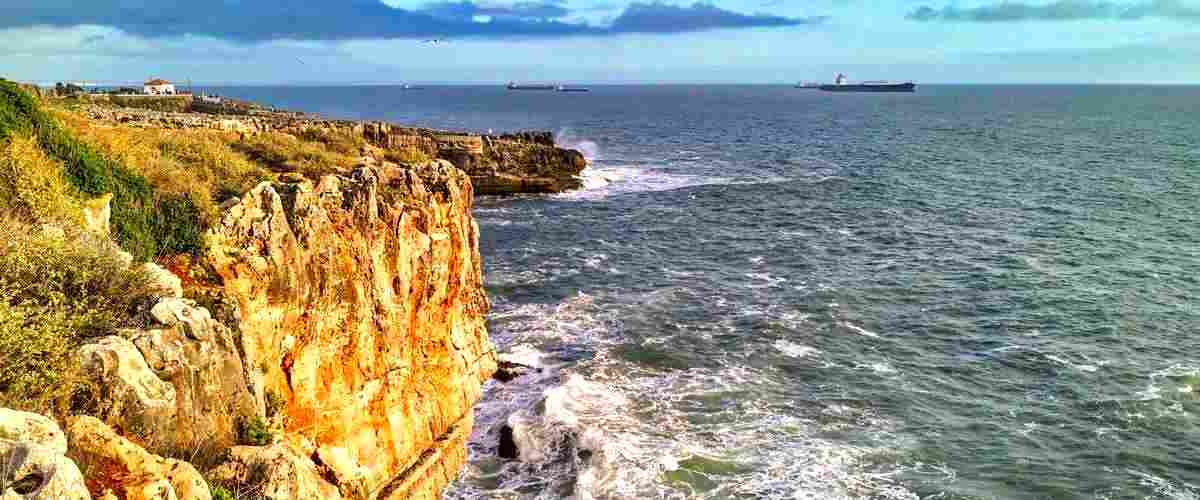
202 160 497 499
81 104 588 195
0 81 498 499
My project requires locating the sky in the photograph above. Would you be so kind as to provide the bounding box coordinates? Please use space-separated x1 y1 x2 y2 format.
0 0 1197 84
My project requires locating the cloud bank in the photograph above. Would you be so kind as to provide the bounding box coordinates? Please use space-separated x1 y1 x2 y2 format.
908 0 1200 22
0 0 825 41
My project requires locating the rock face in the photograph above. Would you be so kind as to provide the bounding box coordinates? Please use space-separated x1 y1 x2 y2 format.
202 160 497 498
0 409 90 500
77 297 256 454
66 416 210 500
80 105 588 195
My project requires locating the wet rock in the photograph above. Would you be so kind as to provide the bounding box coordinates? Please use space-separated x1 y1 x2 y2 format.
498 425 518 460
493 361 537 383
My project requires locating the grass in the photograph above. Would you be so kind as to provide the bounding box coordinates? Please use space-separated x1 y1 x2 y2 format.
232 131 358 179
383 146 434 166
52 109 272 222
0 133 82 224
0 80 203 260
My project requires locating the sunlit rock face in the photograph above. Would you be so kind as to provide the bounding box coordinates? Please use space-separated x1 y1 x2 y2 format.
204 160 497 499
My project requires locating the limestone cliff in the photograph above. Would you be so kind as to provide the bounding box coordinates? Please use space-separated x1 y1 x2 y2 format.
201 159 497 499
81 105 588 195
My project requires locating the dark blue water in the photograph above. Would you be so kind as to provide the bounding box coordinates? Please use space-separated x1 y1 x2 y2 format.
220 85 1200 499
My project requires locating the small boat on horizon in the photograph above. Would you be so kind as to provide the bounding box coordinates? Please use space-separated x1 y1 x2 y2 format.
555 85 590 92
817 74 916 93
506 82 556 91
794 82 821 89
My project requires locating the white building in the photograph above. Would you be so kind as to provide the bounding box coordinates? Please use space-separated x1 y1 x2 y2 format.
143 79 176 95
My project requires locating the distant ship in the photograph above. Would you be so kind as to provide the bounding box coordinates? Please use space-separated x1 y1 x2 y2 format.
555 85 590 92
794 82 821 89
506 82 555 91
818 74 916 93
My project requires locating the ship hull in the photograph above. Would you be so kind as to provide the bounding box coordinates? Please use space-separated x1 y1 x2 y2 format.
819 83 916 93
507 85 555 91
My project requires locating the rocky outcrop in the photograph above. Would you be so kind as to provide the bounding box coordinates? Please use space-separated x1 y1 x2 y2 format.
201 160 496 498
66 416 210 500
77 296 257 454
0 409 90 500
80 105 588 195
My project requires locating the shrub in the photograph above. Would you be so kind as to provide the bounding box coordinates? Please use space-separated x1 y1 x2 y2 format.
0 133 81 223
53 109 271 222
238 416 272 446
0 217 161 410
210 484 234 500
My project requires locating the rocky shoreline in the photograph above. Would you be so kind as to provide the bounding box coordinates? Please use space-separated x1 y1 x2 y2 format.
0 82 573 500
80 103 588 195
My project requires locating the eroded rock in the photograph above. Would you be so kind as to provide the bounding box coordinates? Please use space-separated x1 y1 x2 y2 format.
207 444 343 500
0 409 89 500
203 163 496 498
65 416 210 500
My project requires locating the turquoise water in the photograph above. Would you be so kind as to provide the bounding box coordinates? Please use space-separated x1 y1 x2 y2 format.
222 85 1200 499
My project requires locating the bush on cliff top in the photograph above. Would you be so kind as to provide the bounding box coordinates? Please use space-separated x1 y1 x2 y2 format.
0 133 82 224
0 217 160 412
52 108 272 222
0 80 203 260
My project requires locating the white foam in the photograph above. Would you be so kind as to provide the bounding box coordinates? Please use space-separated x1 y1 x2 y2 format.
774 339 819 358
843 322 880 338
1128 469 1200 500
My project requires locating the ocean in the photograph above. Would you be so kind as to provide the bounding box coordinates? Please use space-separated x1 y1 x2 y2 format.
216 84 1200 499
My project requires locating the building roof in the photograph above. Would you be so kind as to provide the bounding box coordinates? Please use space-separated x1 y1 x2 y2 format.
144 79 171 85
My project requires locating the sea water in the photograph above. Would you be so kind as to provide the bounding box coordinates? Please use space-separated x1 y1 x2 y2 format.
217 84 1200 499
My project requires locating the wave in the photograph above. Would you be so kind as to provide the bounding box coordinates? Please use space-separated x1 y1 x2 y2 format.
448 291 917 500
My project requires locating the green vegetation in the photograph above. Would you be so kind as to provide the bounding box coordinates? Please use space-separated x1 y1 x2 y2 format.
105 95 192 113
0 133 81 223
0 218 160 410
210 485 234 500
0 80 202 260
53 109 272 223
264 390 286 419
238 416 273 446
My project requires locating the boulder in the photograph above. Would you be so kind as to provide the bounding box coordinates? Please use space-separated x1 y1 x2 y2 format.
0 441 91 500
77 337 177 434
0 409 90 500
142 263 183 299
65 416 210 500
80 296 256 452
0 409 67 454
207 444 343 500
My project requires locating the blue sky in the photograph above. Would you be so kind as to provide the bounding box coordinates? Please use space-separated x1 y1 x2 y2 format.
1 0 1197 84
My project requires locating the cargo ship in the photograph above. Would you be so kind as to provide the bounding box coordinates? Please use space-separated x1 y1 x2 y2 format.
506 82 555 90
818 74 916 93
555 85 590 92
